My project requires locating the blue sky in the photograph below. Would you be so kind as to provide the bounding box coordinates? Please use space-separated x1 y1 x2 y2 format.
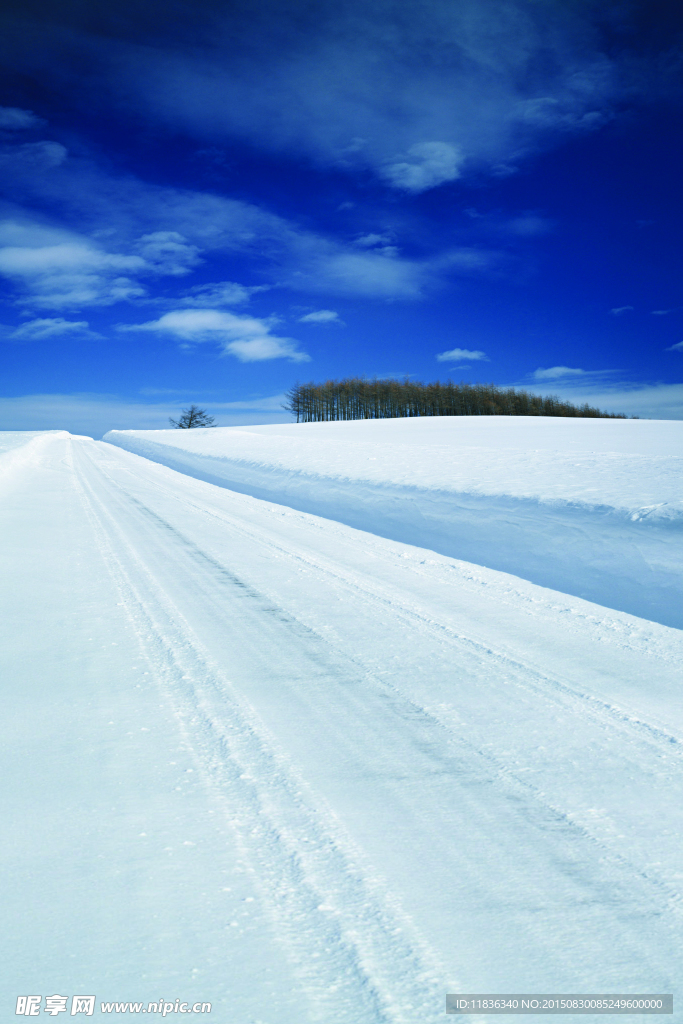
1 0 682 435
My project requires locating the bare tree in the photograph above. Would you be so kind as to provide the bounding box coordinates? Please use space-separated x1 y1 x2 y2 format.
169 405 216 428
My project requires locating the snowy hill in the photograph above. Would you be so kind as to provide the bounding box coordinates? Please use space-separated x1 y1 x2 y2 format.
105 416 683 628
2 423 682 1021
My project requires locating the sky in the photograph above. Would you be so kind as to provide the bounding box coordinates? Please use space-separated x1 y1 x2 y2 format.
1 0 682 436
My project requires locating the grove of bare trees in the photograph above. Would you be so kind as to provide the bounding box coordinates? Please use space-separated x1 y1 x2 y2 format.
283 379 627 423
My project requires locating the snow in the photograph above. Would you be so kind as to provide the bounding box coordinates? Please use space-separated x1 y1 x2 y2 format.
105 417 683 628
0 428 69 473
2 422 682 1022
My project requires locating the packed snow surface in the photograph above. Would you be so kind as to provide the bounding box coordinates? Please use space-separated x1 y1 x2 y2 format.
106 417 683 628
2 425 682 1022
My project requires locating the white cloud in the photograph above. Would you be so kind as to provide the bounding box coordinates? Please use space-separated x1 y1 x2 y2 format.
0 106 44 130
6 317 100 342
533 366 587 380
226 335 308 362
436 347 488 363
666 341 683 352
120 308 310 362
297 309 343 324
0 240 143 275
134 231 201 276
0 220 148 307
610 305 634 315
0 220 207 309
381 142 464 192
652 309 671 315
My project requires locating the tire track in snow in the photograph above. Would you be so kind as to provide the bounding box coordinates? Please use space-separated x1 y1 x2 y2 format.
76 439 683 999
91 443 683 830
92 442 683 721
71 438 455 1024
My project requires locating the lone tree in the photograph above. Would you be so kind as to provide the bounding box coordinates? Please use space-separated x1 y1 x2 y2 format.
169 405 216 428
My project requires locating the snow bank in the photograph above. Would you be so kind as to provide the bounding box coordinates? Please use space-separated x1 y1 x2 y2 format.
104 417 683 628
0 430 72 480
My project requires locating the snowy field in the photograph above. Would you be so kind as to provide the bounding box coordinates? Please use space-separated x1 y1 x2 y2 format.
2 420 682 1022
106 417 683 628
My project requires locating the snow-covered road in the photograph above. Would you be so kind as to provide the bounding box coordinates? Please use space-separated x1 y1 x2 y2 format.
2 431 682 1022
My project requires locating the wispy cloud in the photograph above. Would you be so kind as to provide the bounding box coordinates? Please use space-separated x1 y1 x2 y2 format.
79 0 624 193
4 317 100 342
0 391 294 436
504 214 553 238
528 381 683 420
436 347 488 363
281 247 430 299
461 208 553 240
666 340 683 352
0 106 45 131
381 142 464 193
0 113 509 310
134 231 201 276
0 140 68 173
297 309 343 325
281 240 499 300
0 220 146 308
354 233 393 248
119 308 310 362
533 366 587 380
141 391 289 412
181 281 267 306
610 305 634 315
